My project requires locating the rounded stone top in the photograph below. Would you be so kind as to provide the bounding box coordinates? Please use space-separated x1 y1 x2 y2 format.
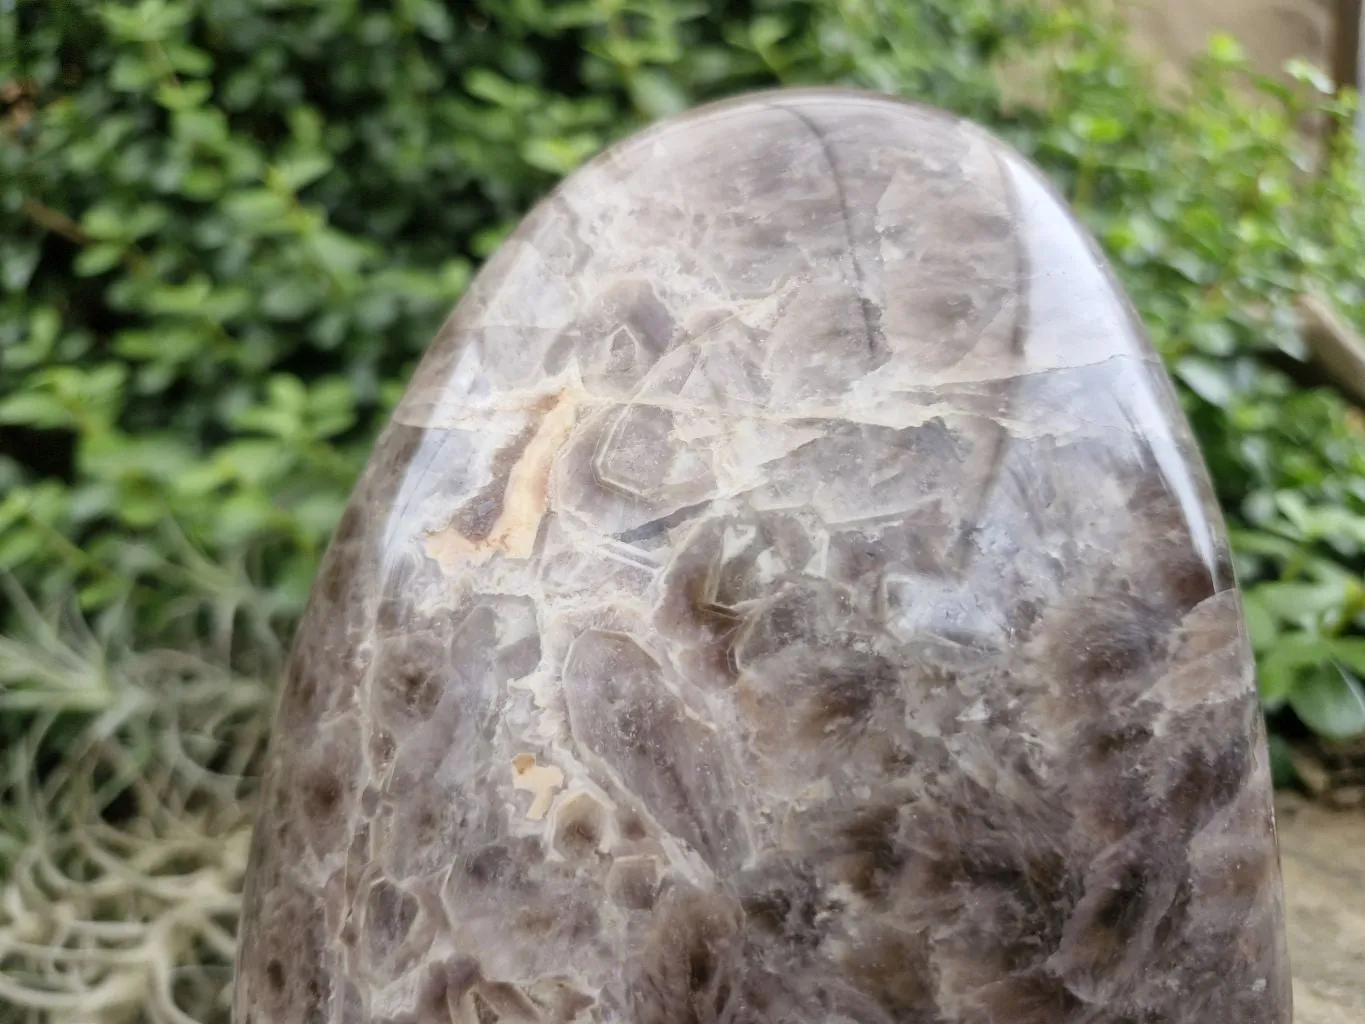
392 87 1223 586
401 89 1153 416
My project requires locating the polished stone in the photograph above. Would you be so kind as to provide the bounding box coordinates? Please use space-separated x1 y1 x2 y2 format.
234 89 1291 1024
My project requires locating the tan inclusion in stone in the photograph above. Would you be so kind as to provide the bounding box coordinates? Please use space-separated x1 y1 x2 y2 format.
234 89 1291 1024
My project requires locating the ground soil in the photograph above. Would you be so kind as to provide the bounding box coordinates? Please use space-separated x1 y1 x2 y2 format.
1277 793 1365 1023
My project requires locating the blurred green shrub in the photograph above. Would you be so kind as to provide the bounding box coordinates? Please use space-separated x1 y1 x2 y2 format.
4 0 1365 745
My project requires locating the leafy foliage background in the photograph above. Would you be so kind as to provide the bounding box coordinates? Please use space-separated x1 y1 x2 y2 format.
2 0 1365 1017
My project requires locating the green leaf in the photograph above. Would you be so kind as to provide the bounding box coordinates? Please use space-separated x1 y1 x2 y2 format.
163 41 213 76
267 375 308 412
521 134 599 175
1285 59 1333 94
1325 638 1365 676
749 14 792 52
627 69 689 118
1174 357 1234 406
6 307 63 369
0 528 44 572
410 0 453 40
214 490 282 544
73 244 125 277
1069 112 1124 144
156 80 213 111
81 204 128 241
1258 633 1329 705
260 279 322 320
214 440 290 486
0 392 71 429
180 165 225 199
1289 664 1365 740
172 105 229 144
308 229 372 278
290 492 347 536
82 432 195 482
223 189 290 227
1187 321 1236 357
143 278 213 315
110 53 158 91
465 69 540 110
1206 33 1245 66
273 153 334 191
78 575 132 611
99 0 192 43
0 240 42 292
1254 580 1350 622
115 485 170 527
1241 592 1277 652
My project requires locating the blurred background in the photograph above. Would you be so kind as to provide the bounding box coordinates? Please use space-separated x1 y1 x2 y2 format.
3 1 1365 1021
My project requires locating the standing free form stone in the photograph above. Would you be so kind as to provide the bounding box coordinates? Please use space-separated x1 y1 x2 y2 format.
234 89 1291 1024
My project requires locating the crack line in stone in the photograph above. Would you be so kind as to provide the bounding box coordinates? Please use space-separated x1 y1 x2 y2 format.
777 104 886 362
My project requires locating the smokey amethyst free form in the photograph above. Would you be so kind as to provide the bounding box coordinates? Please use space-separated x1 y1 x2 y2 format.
234 89 1291 1024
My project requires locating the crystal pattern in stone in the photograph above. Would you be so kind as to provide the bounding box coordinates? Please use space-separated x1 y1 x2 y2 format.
233 89 1291 1024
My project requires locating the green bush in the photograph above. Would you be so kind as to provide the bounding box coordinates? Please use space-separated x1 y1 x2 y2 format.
7 2 1365 1019
5 0 1365 748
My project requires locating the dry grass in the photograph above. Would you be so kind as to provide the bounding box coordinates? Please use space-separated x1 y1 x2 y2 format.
0 582 282 1024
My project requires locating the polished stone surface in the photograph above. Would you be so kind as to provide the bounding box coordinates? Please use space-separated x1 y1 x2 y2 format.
233 89 1290 1024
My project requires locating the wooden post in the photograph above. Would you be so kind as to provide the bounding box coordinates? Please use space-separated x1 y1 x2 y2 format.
1332 0 1362 94
1325 0 1363 156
